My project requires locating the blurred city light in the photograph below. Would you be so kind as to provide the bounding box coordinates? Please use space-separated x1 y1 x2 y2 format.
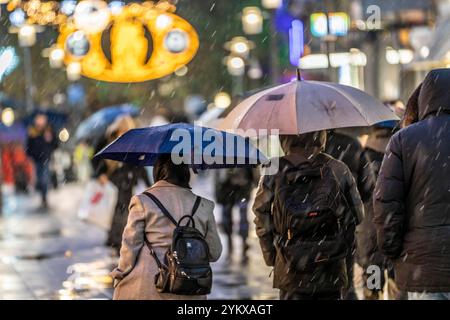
420 46 430 58
49 47 65 68
311 12 350 37
386 47 400 65
0 47 19 81
18 25 37 47
310 13 328 37
57 3 199 82
60 0 77 16
109 1 125 16
66 62 82 81
156 14 173 30
225 36 254 59
174 65 188 77
328 12 350 36
214 92 232 109
386 47 414 65
299 53 329 69
349 48 367 66
398 49 414 64
248 59 263 80
1 108 15 127
289 20 304 66
164 29 189 53
74 0 111 34
299 51 367 69
227 56 245 76
59 128 70 142
242 7 263 35
9 8 26 27
262 0 283 10
65 31 90 58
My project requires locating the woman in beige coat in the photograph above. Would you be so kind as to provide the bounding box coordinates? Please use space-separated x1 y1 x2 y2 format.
111 155 222 300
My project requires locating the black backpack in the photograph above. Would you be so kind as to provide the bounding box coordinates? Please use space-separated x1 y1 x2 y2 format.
273 156 348 272
142 192 213 295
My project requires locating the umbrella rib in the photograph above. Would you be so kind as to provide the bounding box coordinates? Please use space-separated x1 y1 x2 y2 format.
315 82 370 124
239 82 292 130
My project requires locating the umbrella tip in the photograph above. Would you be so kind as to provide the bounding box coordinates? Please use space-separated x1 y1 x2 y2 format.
296 68 302 81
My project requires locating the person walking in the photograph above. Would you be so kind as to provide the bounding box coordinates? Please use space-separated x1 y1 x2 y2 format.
98 116 151 253
325 128 366 300
374 68 450 300
253 132 363 300
26 114 58 209
356 125 398 299
215 167 255 262
111 154 222 300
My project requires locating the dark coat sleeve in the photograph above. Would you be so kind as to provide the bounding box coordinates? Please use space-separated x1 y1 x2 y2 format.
373 134 406 259
252 174 276 267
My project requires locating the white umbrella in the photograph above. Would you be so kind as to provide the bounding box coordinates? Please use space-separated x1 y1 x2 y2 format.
218 76 399 136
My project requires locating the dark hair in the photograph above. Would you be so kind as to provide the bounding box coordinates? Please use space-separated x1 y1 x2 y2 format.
153 154 191 188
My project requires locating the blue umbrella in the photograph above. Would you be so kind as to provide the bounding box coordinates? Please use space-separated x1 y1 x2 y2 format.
0 123 27 144
23 109 68 130
94 123 267 169
75 104 139 142
374 120 399 129
0 95 22 109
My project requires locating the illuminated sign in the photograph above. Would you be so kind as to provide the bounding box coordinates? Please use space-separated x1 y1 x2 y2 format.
329 12 350 36
310 13 328 37
310 12 349 37
289 20 304 66
57 4 199 83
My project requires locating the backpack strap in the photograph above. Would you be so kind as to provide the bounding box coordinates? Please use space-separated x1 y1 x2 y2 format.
141 192 201 269
143 235 165 271
143 191 177 226
141 192 177 270
191 196 201 217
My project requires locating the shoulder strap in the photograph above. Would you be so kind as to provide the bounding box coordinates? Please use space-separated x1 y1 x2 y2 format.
143 192 177 226
191 196 201 217
143 236 165 270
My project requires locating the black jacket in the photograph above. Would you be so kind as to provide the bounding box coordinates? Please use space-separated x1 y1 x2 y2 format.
374 68 450 292
356 147 386 270
26 126 58 163
253 153 363 293
107 164 151 250
326 131 364 182
215 167 256 205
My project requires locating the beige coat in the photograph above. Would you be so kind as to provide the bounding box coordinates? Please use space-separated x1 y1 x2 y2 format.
111 180 222 300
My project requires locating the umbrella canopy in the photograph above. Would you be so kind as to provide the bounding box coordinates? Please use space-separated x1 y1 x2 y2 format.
0 95 22 109
23 109 68 130
196 107 226 128
75 104 140 143
218 79 399 136
94 123 267 169
0 123 27 144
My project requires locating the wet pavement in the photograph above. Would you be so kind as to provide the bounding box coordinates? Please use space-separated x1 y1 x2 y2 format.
0 176 278 300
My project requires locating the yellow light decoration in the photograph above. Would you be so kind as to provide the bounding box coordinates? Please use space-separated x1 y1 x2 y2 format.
57 5 199 83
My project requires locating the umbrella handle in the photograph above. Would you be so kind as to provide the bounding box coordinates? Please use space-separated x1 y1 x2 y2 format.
297 68 302 81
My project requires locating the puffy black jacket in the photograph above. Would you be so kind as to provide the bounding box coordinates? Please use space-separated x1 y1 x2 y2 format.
253 153 363 293
374 68 450 292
